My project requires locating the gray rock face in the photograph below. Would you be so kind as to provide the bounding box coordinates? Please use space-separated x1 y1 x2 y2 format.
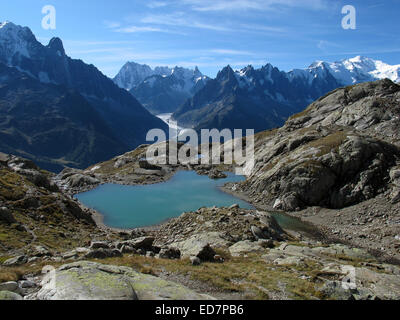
32 261 213 300
236 80 400 211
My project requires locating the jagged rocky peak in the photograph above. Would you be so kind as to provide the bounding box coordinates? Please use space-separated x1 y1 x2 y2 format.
113 61 206 91
216 65 236 81
47 37 65 56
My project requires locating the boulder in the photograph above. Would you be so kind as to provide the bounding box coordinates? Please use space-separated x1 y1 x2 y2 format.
62 250 79 260
0 291 23 300
0 281 19 293
120 237 155 251
65 174 99 188
254 213 286 241
159 247 181 260
0 152 9 164
208 170 227 180
317 281 355 300
19 280 36 289
85 248 122 259
120 245 136 254
0 207 16 224
32 245 52 257
3 255 28 266
196 244 216 262
190 256 201 266
229 240 266 257
32 261 213 300
172 232 230 258
90 241 110 250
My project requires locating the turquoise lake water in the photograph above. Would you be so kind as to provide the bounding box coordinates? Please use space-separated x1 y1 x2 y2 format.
75 171 253 229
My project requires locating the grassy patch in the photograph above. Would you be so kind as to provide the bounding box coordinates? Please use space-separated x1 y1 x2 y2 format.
98 250 323 300
306 131 348 157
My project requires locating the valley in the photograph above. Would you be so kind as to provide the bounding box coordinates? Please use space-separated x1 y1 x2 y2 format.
2 78 400 300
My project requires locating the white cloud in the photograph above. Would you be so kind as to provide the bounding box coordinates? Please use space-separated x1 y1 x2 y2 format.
209 49 254 55
103 20 121 29
147 1 168 9
181 0 330 12
115 25 177 33
140 13 230 31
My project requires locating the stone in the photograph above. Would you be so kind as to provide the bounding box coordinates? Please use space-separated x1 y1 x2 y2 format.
274 256 305 266
120 245 136 254
190 256 201 266
85 248 122 259
65 174 100 188
90 241 110 250
75 247 91 254
255 213 286 241
33 245 52 257
229 240 265 257
172 232 230 258
19 280 36 289
0 291 23 300
0 207 16 224
121 237 155 251
62 250 79 260
229 204 240 209
196 244 216 262
32 261 213 300
0 281 18 292
159 247 181 260
3 255 28 266
317 281 355 300
208 170 227 180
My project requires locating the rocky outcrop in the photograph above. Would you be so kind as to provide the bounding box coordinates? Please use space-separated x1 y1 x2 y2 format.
0 155 101 256
153 207 287 252
29 261 213 300
261 242 400 300
234 80 400 211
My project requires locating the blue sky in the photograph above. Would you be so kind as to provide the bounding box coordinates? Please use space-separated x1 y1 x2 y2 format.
1 0 399 78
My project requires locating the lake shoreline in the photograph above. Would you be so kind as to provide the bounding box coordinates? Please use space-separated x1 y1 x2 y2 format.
76 171 249 233
77 170 322 240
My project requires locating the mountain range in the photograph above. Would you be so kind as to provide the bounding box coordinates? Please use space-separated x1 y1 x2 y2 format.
172 56 400 132
114 62 209 114
1 20 400 170
0 21 167 171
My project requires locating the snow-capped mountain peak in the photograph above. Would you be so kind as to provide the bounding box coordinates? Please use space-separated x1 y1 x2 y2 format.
0 20 37 63
311 56 400 85
113 62 208 91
